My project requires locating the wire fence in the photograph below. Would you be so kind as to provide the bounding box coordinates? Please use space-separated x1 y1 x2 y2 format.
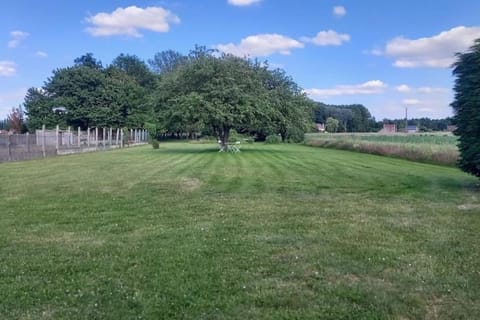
0 126 148 163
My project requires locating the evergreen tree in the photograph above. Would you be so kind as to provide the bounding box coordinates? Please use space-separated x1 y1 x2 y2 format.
451 39 480 177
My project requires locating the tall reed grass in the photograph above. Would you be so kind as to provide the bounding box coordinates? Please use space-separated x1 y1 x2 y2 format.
305 133 459 166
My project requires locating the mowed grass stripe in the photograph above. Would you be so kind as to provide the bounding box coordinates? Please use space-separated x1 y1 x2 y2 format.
1 142 479 319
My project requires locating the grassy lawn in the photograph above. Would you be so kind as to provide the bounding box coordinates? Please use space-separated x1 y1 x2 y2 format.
1 142 479 319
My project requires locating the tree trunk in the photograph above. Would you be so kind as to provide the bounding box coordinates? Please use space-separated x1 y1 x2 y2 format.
218 126 230 151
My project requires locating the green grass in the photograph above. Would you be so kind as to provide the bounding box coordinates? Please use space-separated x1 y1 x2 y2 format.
1 143 479 319
305 133 459 166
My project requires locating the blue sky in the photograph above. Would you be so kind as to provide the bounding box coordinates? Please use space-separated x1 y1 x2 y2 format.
1 0 480 120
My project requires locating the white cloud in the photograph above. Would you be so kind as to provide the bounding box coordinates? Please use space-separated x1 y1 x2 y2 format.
333 6 346 17
305 80 387 99
396 84 411 93
216 33 304 57
8 30 29 48
228 0 261 6
35 51 48 58
384 26 480 68
396 84 449 94
417 87 449 94
85 6 180 37
301 30 350 46
403 99 421 105
0 61 16 76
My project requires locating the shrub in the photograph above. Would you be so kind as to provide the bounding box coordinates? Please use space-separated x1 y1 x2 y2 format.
286 127 305 143
265 134 281 144
151 140 160 149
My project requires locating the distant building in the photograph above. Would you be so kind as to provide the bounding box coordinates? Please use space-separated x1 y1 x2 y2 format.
406 125 418 133
379 123 396 133
447 125 457 133
316 123 325 132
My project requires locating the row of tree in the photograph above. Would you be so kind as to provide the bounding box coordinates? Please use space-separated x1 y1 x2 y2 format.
3 39 478 178
314 103 375 132
382 117 453 132
4 47 458 139
314 102 453 132
20 47 315 147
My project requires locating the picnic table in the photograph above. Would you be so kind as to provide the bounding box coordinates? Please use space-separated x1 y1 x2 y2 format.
218 141 241 153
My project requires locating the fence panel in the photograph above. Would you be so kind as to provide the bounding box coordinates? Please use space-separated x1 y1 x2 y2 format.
0 127 148 163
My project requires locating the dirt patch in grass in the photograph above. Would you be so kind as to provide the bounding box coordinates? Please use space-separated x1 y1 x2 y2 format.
179 177 203 191
457 203 480 211
425 296 445 320
16 231 105 247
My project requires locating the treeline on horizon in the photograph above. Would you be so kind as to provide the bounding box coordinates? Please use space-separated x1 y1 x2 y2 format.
315 103 453 133
2 46 453 137
18 47 317 143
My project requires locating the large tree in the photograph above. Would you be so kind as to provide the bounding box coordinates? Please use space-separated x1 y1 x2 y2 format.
153 49 314 148
154 52 269 149
257 67 314 141
451 39 480 177
24 54 151 130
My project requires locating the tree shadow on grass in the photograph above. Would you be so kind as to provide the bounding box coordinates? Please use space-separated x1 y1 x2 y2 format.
156 144 294 155
157 147 220 154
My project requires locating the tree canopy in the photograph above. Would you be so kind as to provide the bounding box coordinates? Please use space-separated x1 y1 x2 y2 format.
6 106 26 133
314 103 374 132
24 53 155 131
152 49 314 148
148 50 188 75
451 38 480 177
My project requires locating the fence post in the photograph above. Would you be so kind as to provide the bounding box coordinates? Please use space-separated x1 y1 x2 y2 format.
116 128 120 147
95 127 99 150
26 132 30 153
67 126 71 146
42 124 46 158
102 127 106 150
7 134 12 161
78 127 81 148
55 125 59 155
87 127 90 147
109 127 112 148
120 128 124 148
